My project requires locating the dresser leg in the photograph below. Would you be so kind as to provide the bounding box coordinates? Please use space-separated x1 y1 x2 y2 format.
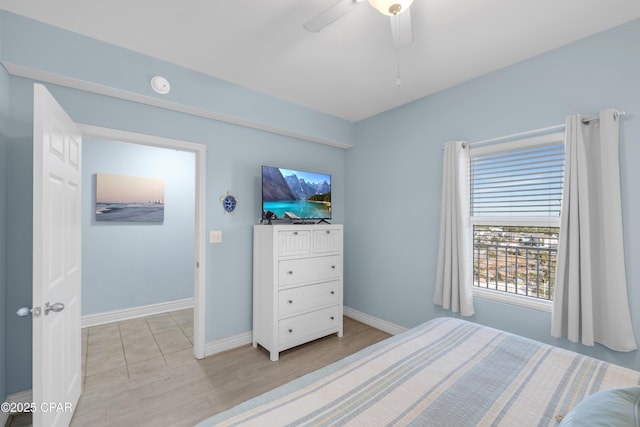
270 351 279 362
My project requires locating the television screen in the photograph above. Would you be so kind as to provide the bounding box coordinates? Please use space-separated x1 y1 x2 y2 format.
262 166 331 220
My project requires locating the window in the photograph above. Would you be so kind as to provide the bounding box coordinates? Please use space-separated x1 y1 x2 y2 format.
469 132 564 309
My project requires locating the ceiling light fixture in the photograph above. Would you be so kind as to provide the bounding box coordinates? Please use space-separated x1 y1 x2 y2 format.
368 0 414 16
150 75 171 95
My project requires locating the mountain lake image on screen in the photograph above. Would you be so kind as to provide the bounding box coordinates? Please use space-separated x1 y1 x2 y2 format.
262 166 331 220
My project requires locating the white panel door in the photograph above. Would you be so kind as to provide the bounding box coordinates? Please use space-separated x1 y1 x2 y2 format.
32 83 82 427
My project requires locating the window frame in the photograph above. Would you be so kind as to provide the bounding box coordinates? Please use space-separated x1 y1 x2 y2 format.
468 131 565 312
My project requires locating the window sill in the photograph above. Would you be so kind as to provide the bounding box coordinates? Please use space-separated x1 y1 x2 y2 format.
473 287 552 313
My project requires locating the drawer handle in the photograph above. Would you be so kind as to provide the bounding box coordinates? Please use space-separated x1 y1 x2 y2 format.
326 230 330 234
287 270 294 275
293 231 298 235
330 316 335 320
288 300 293 304
330 291 335 295
331 265 336 269
288 328 293 333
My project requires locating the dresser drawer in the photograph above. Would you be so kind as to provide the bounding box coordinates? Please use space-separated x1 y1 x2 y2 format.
312 228 342 254
278 255 341 286
278 281 340 317
278 306 341 347
278 230 311 256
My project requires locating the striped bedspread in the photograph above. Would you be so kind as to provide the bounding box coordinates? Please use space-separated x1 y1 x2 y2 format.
198 317 640 426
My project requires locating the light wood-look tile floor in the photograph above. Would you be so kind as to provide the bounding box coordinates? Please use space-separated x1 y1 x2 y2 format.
81 309 195 392
67 314 390 427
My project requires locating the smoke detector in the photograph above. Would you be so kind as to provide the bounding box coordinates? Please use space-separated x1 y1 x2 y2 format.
150 75 171 94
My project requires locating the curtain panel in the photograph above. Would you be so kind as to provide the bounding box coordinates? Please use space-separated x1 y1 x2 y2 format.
434 141 475 316
551 109 637 352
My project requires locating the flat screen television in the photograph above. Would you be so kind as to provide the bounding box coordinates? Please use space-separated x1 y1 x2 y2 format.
262 166 331 222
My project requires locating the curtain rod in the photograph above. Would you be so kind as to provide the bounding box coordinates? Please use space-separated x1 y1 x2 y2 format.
581 110 626 124
454 110 628 149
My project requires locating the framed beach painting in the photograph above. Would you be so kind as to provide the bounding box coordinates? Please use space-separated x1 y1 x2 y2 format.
95 173 165 222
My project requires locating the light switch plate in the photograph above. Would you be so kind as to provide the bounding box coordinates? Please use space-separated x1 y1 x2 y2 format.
209 230 222 243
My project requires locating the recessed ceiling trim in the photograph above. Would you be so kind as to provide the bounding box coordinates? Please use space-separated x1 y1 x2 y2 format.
2 61 354 149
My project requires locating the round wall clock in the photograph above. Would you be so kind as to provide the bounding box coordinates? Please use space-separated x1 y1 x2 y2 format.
220 191 239 214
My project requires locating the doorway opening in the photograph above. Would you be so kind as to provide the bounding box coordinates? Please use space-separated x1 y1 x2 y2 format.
78 124 207 363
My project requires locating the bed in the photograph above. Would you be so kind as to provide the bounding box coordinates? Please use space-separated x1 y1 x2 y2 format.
197 317 640 426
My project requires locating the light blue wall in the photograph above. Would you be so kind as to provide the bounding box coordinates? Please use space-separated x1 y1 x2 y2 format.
3 7 639 397
0 12 8 403
0 12 354 148
1 12 347 394
82 139 195 315
346 19 640 371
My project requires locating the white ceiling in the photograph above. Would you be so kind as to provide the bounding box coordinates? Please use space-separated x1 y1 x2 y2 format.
1 0 640 122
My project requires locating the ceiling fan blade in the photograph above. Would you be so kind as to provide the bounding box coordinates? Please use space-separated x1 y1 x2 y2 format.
390 8 413 49
304 0 363 33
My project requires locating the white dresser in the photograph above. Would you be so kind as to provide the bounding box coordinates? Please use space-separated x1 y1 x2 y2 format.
253 224 343 361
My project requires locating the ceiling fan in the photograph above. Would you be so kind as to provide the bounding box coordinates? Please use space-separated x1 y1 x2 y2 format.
303 0 415 49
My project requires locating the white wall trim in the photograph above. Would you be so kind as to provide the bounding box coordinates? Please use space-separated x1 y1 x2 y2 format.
204 331 253 358
201 308 406 358
81 307 400 377
473 287 553 313
4 389 32 404
79 123 206 152
2 61 353 149
343 306 407 336
1 390 33 425
81 298 193 328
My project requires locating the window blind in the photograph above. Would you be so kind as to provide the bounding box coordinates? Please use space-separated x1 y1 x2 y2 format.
470 143 564 217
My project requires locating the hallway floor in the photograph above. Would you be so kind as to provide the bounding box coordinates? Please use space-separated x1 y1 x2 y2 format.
82 309 194 391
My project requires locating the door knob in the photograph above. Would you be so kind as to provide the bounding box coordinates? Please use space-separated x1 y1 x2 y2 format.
17 306 42 317
44 302 65 315
17 307 31 317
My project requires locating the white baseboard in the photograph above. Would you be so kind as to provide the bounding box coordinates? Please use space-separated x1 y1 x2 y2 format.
5 389 32 404
204 331 253 357
81 298 194 328
343 306 407 336
201 308 405 359
1 389 33 425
